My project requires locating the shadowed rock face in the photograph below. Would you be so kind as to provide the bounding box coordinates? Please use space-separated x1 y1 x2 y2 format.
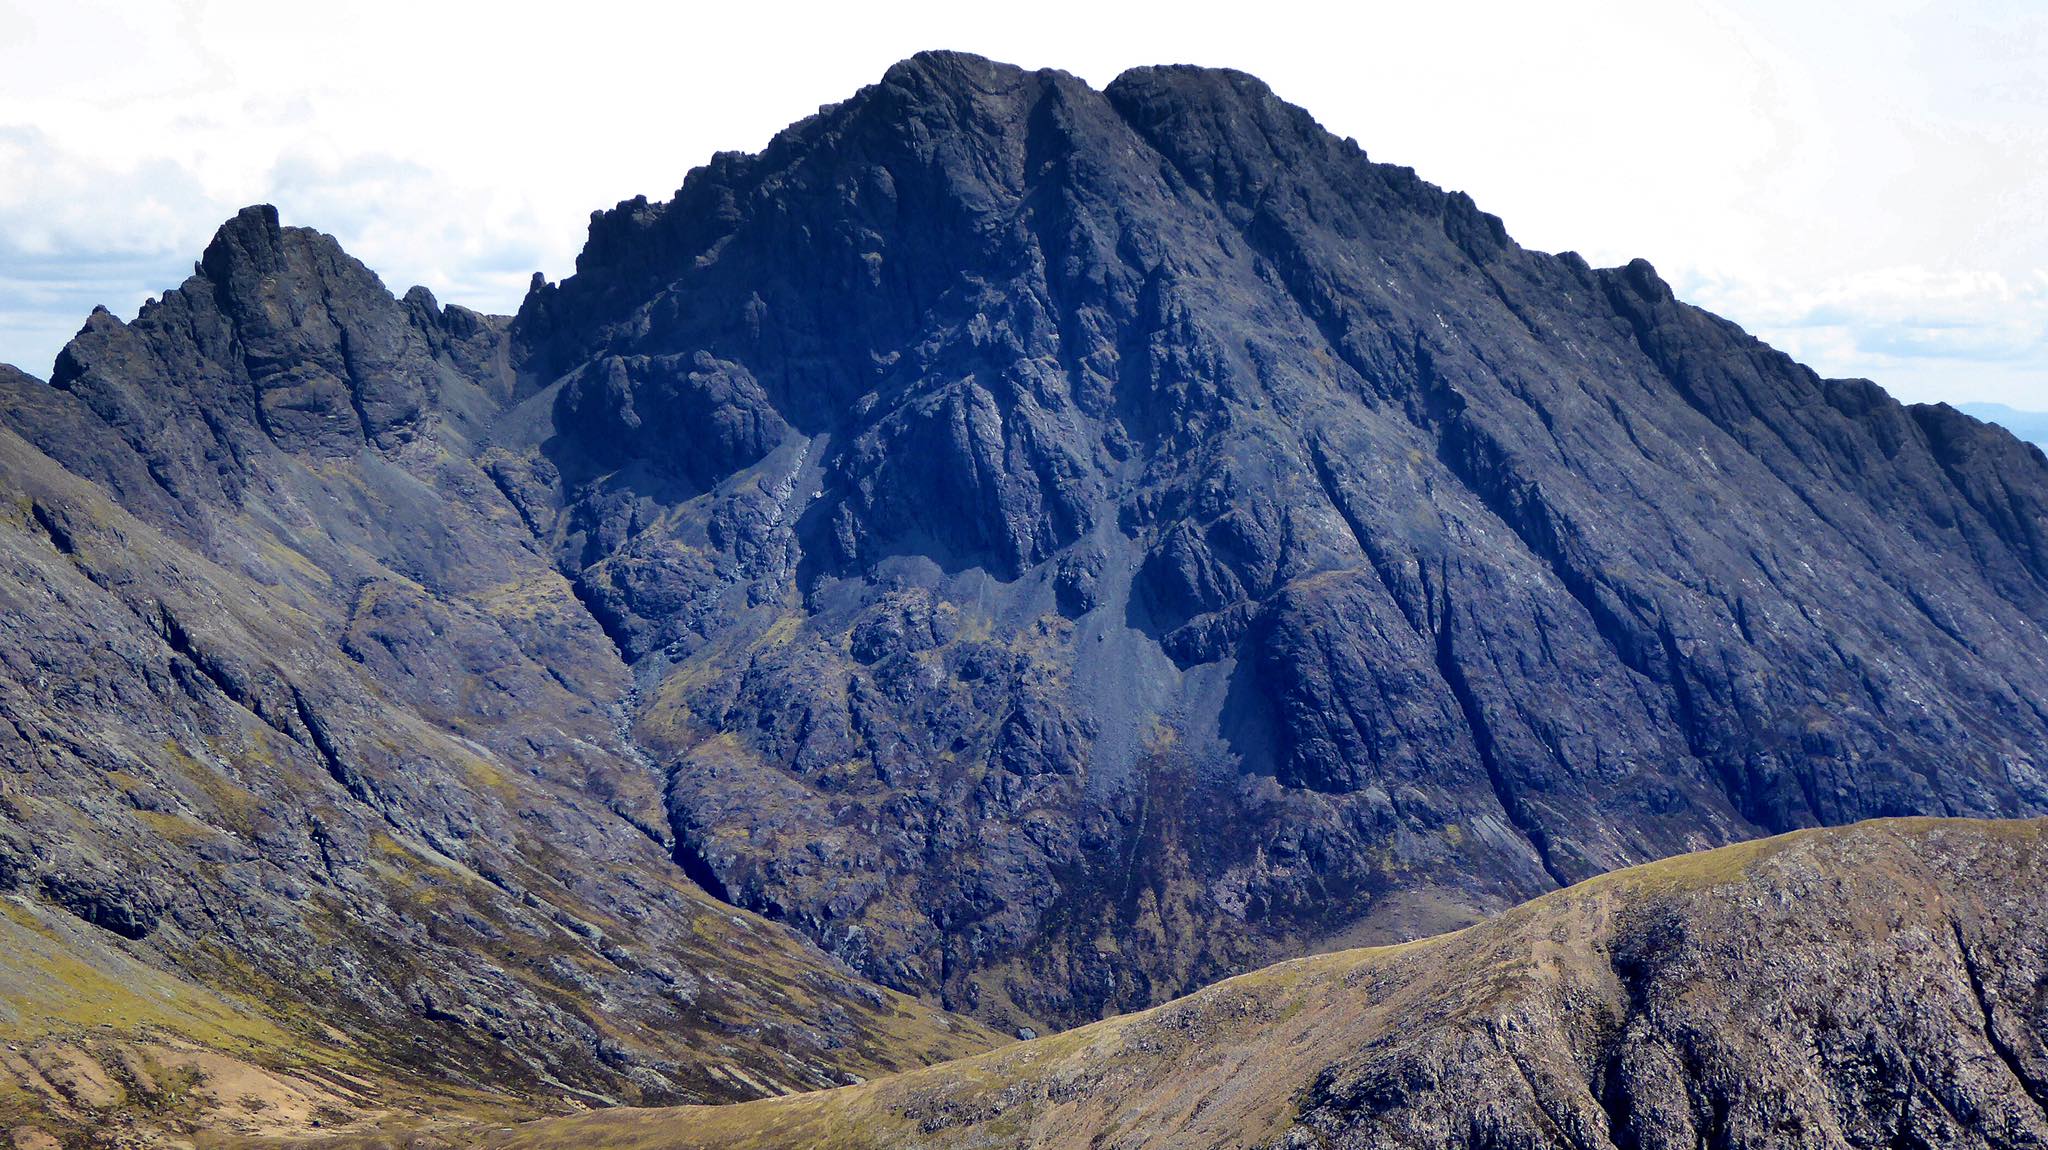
2 50 2046 1070
0 207 998 1131
495 52 2048 1026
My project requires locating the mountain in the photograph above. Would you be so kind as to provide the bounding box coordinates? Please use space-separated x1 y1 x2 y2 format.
0 210 997 1144
498 51 2048 1025
1 49 2046 1142
284 817 2048 1150
1960 403 2048 449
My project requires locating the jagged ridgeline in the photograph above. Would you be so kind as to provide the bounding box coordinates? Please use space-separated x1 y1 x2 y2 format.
509 51 2047 1022
0 48 2045 1134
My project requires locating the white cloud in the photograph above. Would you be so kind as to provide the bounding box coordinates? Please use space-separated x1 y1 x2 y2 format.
0 0 2043 411
1675 265 2048 406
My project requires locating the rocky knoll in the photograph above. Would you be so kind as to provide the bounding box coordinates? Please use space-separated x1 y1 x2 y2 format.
494 52 2048 1027
319 817 2048 1150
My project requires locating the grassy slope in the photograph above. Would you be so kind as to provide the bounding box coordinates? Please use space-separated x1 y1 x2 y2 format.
0 894 520 1142
294 816 2045 1150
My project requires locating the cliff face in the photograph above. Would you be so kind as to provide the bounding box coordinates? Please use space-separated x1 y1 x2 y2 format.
377 818 2048 1150
496 53 2048 1025
1 50 2045 1087
0 205 997 1139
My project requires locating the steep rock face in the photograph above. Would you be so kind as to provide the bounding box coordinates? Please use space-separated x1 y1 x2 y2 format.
477 53 2048 1027
0 206 998 1130
412 818 2048 1150
4 52 2046 1055
43 207 488 513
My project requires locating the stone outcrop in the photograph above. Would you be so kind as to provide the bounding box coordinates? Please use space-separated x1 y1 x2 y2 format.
0 202 998 1139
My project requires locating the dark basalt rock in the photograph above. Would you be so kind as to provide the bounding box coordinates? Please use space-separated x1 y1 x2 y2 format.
2 50 2046 1054
490 51 2048 1027
0 198 998 1110
38 869 162 940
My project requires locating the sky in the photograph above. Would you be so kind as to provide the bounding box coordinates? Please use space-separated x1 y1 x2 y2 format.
2 0 2045 412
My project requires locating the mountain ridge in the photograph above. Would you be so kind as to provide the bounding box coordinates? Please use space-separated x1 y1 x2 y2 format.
1960 402 2048 450
449 48 2048 1024
0 52 2045 1144
0 197 1002 1143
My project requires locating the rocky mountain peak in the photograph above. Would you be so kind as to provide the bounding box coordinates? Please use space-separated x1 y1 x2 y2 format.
474 54 2048 1028
881 47 1063 92
3 54 2045 1056
197 201 290 284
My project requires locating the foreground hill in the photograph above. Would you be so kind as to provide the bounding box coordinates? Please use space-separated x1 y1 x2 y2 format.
315 818 2048 1150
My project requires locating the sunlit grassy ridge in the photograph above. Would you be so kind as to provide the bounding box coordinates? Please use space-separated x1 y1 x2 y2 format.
0 899 291 1051
397 817 2047 1150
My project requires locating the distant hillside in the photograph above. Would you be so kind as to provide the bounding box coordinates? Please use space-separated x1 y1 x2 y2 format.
1961 402 2048 448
